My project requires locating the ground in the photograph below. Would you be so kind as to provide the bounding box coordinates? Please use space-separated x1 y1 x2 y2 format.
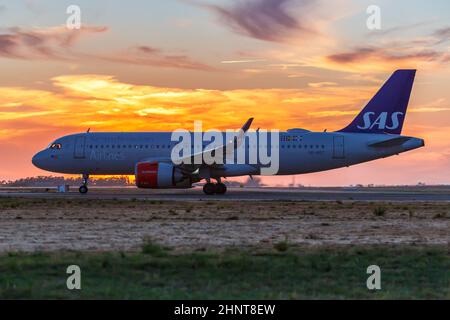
0 245 448 299
0 196 447 251
0 193 448 299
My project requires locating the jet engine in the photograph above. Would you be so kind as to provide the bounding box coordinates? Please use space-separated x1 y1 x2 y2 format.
135 162 191 189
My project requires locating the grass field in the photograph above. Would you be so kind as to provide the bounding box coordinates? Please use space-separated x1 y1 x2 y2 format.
0 244 448 299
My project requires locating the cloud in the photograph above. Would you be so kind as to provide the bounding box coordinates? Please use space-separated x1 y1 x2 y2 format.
308 81 337 88
0 73 448 184
0 73 378 135
221 59 266 64
101 45 217 71
307 110 356 117
327 47 442 64
304 25 450 73
367 21 433 37
0 26 215 71
410 98 450 113
135 107 183 116
410 107 450 113
199 0 317 43
319 44 447 73
0 25 108 60
433 26 450 44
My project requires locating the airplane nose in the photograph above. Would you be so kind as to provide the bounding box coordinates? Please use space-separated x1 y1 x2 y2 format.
32 151 45 169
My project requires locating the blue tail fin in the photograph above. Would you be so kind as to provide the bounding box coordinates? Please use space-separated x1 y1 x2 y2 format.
339 69 416 134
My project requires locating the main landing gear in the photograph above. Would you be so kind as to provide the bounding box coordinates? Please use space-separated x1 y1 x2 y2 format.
203 179 227 195
79 174 89 194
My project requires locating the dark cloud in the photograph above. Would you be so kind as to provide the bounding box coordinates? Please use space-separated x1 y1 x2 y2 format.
327 46 443 64
0 35 20 58
135 46 162 55
200 0 316 43
328 25 450 68
330 24 450 65
0 26 108 60
328 47 377 63
433 27 450 44
0 26 215 71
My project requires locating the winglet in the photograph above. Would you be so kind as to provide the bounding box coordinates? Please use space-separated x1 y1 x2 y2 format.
241 118 254 132
229 118 254 153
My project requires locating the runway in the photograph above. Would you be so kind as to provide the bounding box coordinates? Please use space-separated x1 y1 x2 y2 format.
1 186 450 202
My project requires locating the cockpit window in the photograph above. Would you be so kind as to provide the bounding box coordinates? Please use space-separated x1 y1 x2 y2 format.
50 143 62 150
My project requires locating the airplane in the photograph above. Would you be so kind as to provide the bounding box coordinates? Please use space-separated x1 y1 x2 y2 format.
32 69 424 195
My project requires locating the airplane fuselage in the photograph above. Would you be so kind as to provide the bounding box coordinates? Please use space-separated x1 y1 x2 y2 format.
32 131 424 177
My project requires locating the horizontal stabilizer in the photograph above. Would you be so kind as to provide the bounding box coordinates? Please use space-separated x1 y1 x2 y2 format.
368 136 411 148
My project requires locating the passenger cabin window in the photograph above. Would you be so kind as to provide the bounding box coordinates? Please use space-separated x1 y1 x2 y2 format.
50 143 62 150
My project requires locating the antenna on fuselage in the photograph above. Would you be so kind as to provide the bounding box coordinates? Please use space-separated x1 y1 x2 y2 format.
87 128 91 133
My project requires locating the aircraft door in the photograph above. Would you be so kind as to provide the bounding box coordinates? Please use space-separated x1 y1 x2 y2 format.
74 136 86 159
333 136 345 159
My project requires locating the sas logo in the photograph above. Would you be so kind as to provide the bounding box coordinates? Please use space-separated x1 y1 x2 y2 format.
357 112 403 130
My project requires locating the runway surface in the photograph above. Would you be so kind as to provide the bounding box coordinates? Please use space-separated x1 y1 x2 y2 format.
1 186 450 202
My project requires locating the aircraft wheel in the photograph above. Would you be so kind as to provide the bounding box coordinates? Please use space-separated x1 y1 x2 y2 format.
79 185 88 194
203 183 216 195
215 183 227 195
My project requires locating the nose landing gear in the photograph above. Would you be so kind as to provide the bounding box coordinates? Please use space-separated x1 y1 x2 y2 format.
79 174 89 194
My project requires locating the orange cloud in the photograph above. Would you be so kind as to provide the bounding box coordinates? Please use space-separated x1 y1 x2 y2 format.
0 73 448 183
0 74 377 177
4 73 443 138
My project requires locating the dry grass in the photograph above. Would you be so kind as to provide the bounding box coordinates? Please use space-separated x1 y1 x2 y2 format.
0 197 448 252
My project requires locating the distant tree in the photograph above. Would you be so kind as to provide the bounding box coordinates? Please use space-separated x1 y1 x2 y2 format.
2 176 133 187
224 177 265 188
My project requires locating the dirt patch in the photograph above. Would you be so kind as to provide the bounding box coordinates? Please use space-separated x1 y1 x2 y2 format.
0 198 448 252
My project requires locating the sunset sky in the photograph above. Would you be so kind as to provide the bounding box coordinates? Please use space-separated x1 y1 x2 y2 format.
1 0 450 185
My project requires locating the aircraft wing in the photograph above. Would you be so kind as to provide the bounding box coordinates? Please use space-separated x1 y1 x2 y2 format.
173 117 254 172
141 118 254 175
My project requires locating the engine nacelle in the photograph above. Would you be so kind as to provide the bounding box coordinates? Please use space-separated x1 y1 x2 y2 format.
135 162 191 189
